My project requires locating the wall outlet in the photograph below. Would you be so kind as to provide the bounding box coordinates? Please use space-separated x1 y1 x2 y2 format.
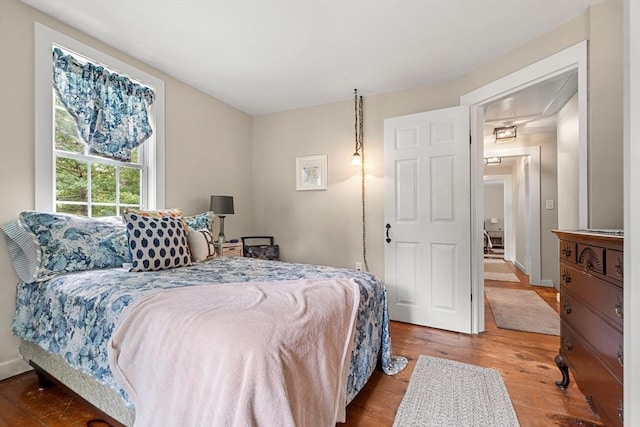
355 262 363 271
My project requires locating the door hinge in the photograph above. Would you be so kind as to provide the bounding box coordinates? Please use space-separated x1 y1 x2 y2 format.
470 293 473 301
469 134 472 144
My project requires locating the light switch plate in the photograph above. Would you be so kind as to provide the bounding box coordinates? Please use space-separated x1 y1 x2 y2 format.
545 200 555 210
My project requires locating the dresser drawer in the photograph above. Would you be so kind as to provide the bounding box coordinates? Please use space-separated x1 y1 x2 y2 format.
606 249 624 284
559 240 577 264
577 244 605 274
560 264 623 328
560 323 623 427
560 291 623 381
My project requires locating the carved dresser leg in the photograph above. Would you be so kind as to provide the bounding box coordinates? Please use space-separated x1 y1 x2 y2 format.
554 353 570 389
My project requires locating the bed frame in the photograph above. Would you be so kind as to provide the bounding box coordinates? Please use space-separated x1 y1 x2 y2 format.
20 340 133 426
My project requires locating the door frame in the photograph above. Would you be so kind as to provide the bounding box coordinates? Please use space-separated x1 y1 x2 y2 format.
461 41 588 333
483 174 514 262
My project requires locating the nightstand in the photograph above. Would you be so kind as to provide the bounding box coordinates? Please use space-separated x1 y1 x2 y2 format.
214 242 243 257
487 230 503 249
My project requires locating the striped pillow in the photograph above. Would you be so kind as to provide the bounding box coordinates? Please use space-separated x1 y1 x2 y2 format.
1 221 40 283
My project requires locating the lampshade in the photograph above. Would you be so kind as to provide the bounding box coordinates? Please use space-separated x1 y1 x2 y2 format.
209 195 234 215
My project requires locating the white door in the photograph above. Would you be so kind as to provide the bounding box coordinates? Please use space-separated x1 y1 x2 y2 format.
384 106 471 333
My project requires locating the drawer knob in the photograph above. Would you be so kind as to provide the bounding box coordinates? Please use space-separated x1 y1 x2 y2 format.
615 299 624 319
562 300 572 315
618 344 624 366
561 246 572 257
615 258 623 276
584 261 593 272
561 270 572 284
563 337 573 351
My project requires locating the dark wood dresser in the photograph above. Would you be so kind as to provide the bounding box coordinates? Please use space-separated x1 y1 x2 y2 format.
552 230 624 426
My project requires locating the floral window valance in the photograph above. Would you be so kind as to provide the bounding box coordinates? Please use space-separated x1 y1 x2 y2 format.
52 47 156 162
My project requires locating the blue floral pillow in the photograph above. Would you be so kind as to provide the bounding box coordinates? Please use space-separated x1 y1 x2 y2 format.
6 211 130 282
124 213 192 272
185 211 213 231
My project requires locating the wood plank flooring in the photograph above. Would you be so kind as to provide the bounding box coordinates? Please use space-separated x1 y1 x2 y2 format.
0 260 601 427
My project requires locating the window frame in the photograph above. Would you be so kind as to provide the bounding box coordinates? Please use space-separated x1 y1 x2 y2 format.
35 23 165 213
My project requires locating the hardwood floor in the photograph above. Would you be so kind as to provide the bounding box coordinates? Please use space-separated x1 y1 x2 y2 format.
343 260 601 427
0 260 601 427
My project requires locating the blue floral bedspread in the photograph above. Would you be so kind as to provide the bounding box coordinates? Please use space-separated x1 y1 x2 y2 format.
13 257 407 405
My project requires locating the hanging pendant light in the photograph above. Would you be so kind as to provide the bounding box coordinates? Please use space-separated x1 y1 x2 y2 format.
351 89 368 272
352 89 363 166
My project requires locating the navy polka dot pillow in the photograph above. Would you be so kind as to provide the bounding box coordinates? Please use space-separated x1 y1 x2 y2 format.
124 213 192 272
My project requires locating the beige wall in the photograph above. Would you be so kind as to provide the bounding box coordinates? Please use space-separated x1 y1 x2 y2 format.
484 184 504 228
588 0 624 228
557 93 581 230
0 0 253 378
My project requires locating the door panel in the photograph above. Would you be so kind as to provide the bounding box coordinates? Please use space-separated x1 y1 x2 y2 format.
384 106 471 333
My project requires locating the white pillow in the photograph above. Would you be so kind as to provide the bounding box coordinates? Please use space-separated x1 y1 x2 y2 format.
187 229 217 262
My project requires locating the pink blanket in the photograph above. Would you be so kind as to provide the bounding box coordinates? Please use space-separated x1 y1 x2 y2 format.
107 278 360 426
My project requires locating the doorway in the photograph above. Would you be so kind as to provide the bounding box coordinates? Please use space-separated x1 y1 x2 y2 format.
461 41 588 333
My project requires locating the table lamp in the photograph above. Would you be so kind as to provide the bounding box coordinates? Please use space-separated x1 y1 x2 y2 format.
210 195 234 243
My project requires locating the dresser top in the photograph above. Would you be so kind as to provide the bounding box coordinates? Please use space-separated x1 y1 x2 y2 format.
552 229 624 245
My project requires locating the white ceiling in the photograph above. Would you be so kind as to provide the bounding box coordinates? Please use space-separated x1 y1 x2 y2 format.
483 70 578 141
22 0 599 116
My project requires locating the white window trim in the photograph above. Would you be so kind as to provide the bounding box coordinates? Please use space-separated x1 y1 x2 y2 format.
34 22 165 212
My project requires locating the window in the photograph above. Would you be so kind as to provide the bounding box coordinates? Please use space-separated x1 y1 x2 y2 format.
54 78 144 217
35 24 165 215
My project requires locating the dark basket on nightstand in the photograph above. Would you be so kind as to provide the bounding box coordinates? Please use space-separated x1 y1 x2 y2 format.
241 236 280 261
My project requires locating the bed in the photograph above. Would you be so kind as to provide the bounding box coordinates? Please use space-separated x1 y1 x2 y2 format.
3 210 407 426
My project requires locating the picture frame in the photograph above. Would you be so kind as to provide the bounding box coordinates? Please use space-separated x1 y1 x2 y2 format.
296 154 327 191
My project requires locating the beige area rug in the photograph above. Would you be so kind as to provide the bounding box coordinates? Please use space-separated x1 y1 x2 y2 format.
485 287 560 335
393 355 519 427
484 259 520 282
484 252 504 259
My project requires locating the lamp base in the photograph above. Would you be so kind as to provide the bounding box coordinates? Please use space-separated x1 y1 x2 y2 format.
217 216 227 243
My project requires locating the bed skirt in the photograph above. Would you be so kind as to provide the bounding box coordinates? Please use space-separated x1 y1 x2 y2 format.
20 340 134 426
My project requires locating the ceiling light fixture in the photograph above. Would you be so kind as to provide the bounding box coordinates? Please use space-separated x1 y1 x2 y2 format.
494 125 517 142
484 157 502 166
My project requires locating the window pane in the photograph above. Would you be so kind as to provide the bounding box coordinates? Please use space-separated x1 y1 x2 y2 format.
92 205 117 218
55 97 84 153
56 203 88 216
91 163 116 203
130 147 139 163
120 167 141 205
56 157 88 202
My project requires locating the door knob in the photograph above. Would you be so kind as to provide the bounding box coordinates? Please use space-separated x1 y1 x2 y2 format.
385 223 391 243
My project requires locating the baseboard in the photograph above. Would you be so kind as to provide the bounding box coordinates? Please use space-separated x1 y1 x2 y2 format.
513 260 526 273
535 279 555 288
0 357 31 381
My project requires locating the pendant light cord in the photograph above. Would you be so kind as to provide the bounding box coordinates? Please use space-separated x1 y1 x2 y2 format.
355 90 369 272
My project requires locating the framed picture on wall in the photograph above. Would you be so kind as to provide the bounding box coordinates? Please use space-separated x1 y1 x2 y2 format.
296 154 327 191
